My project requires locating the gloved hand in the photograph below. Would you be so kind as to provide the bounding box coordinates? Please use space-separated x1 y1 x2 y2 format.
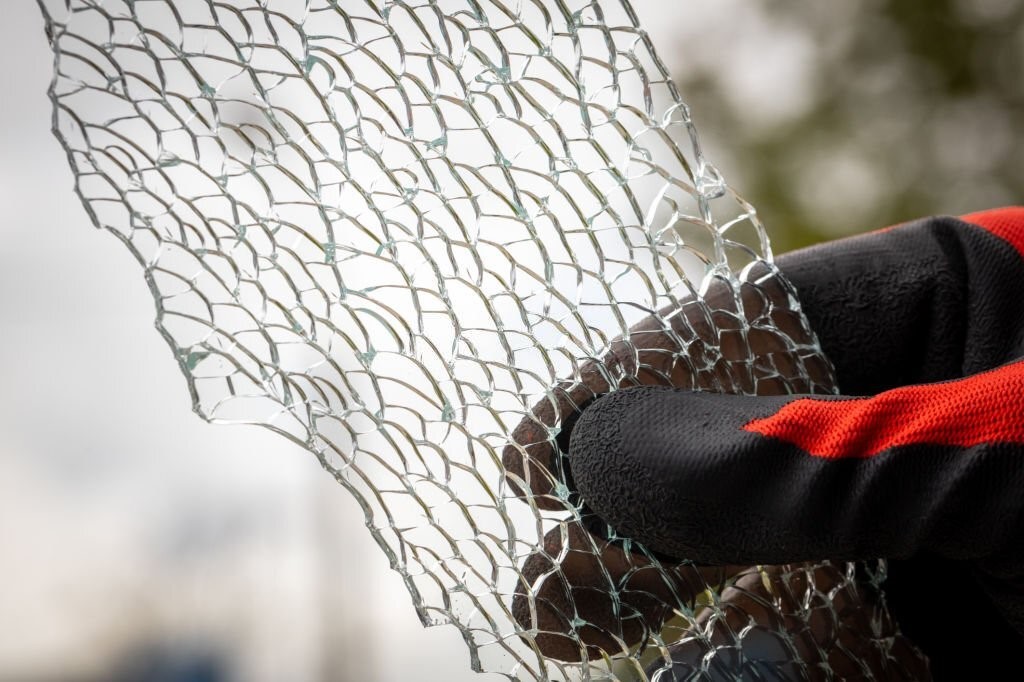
576 207 1024 677
503 228 847 669
507 207 1024 678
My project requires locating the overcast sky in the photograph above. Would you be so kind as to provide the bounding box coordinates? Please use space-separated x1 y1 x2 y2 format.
0 4 509 680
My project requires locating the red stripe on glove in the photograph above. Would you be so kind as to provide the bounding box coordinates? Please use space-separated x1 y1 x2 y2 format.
743 359 1024 459
962 206 1024 259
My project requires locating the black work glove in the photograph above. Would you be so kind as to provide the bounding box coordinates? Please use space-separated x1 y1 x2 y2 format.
503 214 917 675
569 208 1024 678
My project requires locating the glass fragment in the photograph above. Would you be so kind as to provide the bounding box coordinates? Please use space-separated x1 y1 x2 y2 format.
38 1 927 678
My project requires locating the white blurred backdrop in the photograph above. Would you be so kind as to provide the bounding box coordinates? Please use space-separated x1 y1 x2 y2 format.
0 4 510 681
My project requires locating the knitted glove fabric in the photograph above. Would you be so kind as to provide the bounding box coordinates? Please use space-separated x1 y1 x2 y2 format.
569 208 1024 677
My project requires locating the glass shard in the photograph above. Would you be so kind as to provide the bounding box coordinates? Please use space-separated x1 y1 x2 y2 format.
38 1 926 678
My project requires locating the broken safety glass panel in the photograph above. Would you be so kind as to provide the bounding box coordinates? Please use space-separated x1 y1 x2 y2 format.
39 0 927 679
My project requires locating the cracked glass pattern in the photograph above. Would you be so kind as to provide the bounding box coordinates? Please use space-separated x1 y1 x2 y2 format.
39 1 928 679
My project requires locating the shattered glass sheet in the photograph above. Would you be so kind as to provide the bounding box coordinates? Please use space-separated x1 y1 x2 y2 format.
39 1 927 679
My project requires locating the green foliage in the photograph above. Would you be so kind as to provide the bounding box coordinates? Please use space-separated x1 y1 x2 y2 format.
673 0 1024 251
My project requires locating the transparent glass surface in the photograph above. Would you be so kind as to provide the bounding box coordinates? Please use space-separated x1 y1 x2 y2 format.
38 1 926 679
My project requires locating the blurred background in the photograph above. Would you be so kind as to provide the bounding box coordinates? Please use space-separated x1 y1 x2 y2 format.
660 0 1024 251
1 1 1021 680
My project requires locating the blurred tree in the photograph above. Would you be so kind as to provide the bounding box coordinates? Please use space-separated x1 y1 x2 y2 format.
665 0 1024 251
